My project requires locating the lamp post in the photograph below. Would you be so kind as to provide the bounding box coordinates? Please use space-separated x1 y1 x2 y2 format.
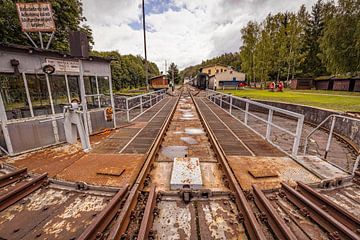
142 0 149 91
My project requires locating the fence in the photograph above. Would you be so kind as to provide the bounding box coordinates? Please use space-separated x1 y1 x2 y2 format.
206 89 305 156
303 114 360 175
117 89 167 123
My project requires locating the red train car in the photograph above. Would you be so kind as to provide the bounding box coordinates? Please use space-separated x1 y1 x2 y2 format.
150 75 169 90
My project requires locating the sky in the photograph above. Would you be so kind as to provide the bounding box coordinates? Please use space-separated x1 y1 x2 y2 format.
82 0 317 71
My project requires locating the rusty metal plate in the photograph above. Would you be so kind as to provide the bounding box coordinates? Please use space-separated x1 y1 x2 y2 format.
152 201 198 239
197 200 247 239
56 154 145 187
6 144 85 177
227 156 319 190
0 186 109 240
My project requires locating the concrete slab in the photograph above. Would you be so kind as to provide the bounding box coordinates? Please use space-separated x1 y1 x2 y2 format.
170 157 202 190
296 155 350 179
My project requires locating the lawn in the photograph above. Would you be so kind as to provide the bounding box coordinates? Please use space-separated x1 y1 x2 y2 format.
221 88 360 112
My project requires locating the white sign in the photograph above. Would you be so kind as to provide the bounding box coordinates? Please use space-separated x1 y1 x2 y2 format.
46 58 80 73
16 3 55 32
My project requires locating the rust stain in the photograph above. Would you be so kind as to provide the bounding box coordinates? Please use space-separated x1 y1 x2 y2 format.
227 156 319 190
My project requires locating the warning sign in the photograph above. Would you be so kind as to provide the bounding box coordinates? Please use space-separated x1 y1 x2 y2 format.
46 58 80 73
16 3 55 32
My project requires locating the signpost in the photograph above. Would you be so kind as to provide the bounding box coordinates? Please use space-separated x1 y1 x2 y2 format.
16 2 56 49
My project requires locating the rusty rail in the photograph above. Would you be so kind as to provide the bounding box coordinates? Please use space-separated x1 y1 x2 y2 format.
0 173 47 211
0 168 27 188
137 186 157 240
252 185 297 240
281 182 360 240
78 185 129 240
296 182 360 234
108 94 181 240
191 92 266 240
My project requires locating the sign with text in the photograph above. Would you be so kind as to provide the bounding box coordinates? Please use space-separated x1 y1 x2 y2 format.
16 3 55 32
46 58 80 73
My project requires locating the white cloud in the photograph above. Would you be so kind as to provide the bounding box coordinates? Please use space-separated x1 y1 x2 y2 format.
82 0 317 70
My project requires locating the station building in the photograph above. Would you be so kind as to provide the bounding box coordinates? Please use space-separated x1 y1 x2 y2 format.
0 43 115 155
205 66 246 90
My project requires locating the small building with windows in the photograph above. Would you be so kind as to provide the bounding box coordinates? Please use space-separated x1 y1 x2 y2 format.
0 43 115 155
200 64 228 76
207 66 246 90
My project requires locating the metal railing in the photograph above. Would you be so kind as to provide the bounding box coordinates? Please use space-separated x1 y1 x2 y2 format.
124 89 167 122
206 89 305 156
303 114 360 175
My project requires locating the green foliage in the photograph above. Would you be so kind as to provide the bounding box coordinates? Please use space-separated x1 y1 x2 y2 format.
91 51 160 90
167 62 181 84
239 0 360 80
0 0 93 51
181 52 241 79
319 0 360 74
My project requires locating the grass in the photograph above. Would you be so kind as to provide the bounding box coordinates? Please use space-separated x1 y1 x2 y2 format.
221 88 360 112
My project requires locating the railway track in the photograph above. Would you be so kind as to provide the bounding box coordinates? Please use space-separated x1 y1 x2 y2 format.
1 86 359 239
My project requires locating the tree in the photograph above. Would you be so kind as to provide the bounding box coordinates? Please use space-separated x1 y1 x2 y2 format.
0 0 93 52
91 51 160 90
301 0 328 76
319 0 360 74
167 63 181 85
240 21 260 83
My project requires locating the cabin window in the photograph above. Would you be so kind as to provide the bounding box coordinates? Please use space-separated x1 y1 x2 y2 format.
26 74 52 116
216 69 219 73
0 74 30 119
49 75 69 114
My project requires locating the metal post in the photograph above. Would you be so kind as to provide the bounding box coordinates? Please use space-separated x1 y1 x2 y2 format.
95 75 101 108
65 74 71 103
46 32 55 49
292 116 304 156
126 98 130 122
324 116 336 159
78 60 91 149
220 95 223 108
140 96 143 113
150 93 152 106
244 102 249 125
24 32 38 48
266 109 273 140
142 0 149 91
229 96 233 115
0 91 13 155
39 32 44 49
22 73 34 117
45 74 55 115
108 69 116 128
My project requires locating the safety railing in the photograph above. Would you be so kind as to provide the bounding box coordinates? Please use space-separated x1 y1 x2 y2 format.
303 114 360 175
124 89 167 122
206 89 305 156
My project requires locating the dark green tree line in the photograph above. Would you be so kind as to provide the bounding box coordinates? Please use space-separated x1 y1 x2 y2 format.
91 51 160 91
239 0 360 82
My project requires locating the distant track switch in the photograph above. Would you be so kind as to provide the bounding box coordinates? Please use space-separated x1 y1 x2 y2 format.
64 103 91 152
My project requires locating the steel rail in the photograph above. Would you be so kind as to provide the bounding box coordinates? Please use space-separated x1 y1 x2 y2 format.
296 182 360 233
252 185 297 240
137 186 157 240
0 173 47 211
78 185 129 240
108 94 181 240
281 182 360 240
190 92 267 240
0 168 27 188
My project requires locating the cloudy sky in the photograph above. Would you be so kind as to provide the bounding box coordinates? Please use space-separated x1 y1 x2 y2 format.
82 0 316 70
